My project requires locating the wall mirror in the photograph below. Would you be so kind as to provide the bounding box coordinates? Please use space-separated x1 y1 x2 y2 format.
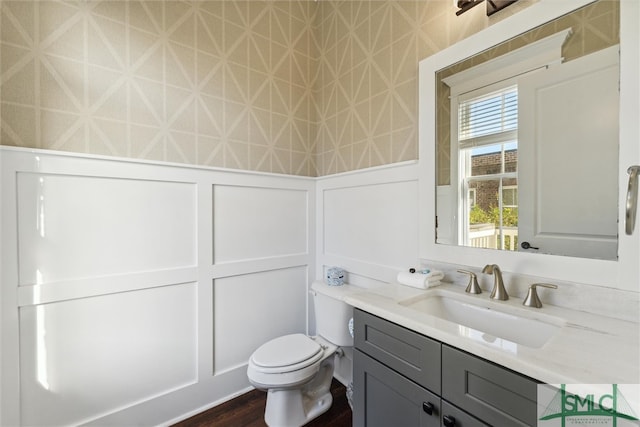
419 0 639 290
438 0 619 260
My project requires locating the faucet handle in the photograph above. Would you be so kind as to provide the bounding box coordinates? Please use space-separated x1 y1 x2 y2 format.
457 270 482 294
523 283 557 308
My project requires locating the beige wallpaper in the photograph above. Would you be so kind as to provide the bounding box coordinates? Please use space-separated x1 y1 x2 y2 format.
311 0 533 175
0 0 537 177
1 1 318 175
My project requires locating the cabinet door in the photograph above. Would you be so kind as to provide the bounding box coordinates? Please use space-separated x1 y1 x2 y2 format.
353 349 440 427
442 345 538 426
354 309 441 393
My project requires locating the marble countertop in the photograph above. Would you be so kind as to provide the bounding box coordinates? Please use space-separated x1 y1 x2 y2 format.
342 282 640 386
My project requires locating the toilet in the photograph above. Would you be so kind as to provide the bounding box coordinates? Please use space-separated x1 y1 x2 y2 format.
247 280 355 427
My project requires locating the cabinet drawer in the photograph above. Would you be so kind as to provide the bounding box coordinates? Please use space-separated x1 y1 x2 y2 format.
354 309 441 393
442 345 539 427
354 349 441 427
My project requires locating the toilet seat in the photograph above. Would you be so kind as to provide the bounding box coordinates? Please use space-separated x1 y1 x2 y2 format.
247 334 336 389
250 334 323 374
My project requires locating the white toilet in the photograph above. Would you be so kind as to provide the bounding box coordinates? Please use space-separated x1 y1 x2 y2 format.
247 280 355 427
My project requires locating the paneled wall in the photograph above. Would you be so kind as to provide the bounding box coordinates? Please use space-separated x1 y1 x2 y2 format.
315 161 419 287
0 147 315 425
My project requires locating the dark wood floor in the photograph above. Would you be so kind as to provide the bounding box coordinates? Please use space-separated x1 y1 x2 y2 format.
173 379 352 427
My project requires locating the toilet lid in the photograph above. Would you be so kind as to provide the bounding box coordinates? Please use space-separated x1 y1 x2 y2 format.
251 334 323 369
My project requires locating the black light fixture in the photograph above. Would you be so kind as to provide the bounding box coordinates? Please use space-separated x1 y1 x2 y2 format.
456 0 484 16
455 0 519 17
486 0 519 16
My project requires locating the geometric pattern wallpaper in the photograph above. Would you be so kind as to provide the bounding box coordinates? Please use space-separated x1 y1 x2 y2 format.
314 0 480 175
1 1 318 175
313 0 534 175
0 0 534 177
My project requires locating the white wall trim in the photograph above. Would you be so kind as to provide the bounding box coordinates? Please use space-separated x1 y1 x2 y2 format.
442 28 572 96
0 145 317 183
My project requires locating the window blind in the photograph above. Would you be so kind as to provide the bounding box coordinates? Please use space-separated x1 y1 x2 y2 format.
458 86 517 148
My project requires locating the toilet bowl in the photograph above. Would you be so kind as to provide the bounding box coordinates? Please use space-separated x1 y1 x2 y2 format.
247 334 337 427
246 280 356 427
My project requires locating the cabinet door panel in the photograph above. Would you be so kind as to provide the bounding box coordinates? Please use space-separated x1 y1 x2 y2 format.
354 309 441 393
442 345 538 426
353 350 440 427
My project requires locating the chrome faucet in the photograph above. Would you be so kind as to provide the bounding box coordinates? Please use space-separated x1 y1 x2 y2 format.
482 264 508 300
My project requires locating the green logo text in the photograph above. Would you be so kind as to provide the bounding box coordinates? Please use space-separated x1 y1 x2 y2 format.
540 384 639 426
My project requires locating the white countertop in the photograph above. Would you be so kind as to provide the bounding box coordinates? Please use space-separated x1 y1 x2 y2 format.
343 282 640 386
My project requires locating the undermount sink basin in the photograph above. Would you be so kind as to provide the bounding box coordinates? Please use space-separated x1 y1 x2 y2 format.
399 292 565 348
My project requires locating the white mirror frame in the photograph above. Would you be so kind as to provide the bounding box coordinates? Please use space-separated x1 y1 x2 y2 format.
419 0 640 291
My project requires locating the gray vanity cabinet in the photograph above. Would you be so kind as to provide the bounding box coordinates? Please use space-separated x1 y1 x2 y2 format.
354 350 441 427
353 309 538 427
353 307 441 393
442 346 538 426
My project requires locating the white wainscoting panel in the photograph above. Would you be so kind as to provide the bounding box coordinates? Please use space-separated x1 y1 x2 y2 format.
323 181 418 265
1 147 314 426
19 283 198 426
213 266 308 375
213 185 308 263
317 162 420 284
17 173 196 286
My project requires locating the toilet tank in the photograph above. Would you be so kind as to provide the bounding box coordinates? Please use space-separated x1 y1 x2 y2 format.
311 280 356 347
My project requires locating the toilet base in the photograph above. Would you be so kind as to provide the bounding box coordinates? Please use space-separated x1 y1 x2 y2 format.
264 388 332 427
263 356 335 427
